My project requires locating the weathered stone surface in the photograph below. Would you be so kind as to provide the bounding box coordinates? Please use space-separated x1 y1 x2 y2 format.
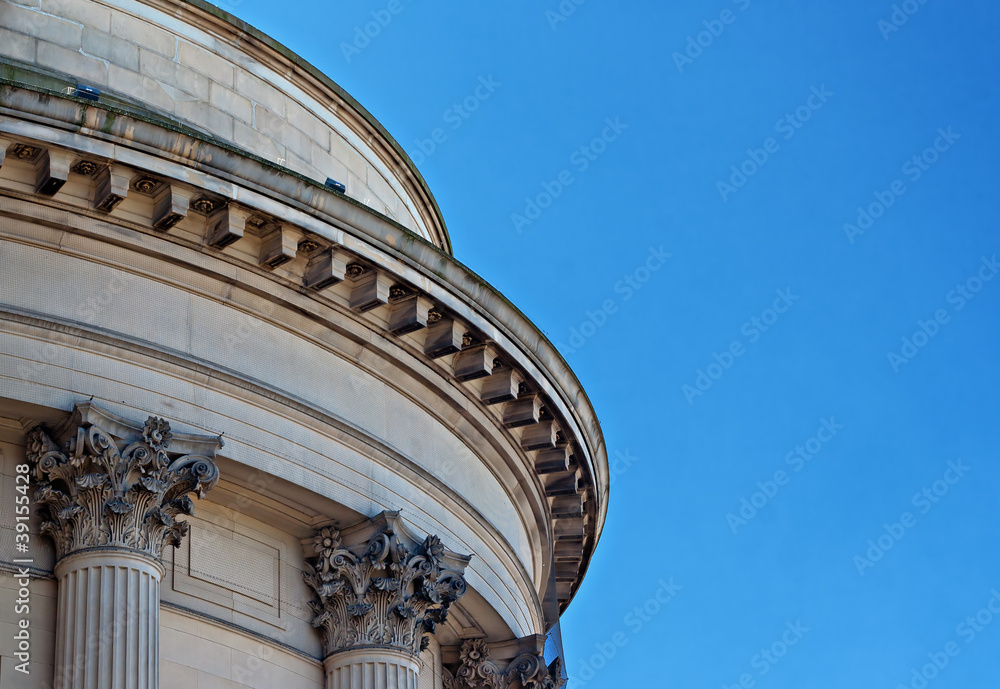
302 514 470 658
25 403 221 561
443 639 563 689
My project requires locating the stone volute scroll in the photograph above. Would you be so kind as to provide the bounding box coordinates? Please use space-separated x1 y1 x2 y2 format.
25 401 222 562
443 638 565 689
303 512 471 656
24 401 222 689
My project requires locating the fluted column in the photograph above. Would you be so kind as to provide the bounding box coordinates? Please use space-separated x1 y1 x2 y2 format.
303 512 471 689
325 648 419 689
26 403 221 689
53 549 162 689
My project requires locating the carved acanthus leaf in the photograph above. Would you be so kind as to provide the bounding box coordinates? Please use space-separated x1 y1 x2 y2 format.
443 639 564 689
303 524 469 657
25 408 220 561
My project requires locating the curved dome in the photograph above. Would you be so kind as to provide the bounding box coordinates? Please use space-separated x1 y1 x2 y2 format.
0 1 609 686
13 0 452 250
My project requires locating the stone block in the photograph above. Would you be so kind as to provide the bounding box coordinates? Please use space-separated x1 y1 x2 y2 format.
206 203 249 249
387 294 432 335
111 11 174 57
209 83 252 125
543 471 579 497
152 184 193 231
93 163 130 212
160 626 233 678
503 396 541 428
0 27 35 62
255 107 313 165
42 0 110 31
551 495 584 519
37 41 107 86
423 318 463 358
285 99 330 151
453 344 497 382
480 368 522 405
108 64 176 113
303 249 349 290
140 49 209 101
366 165 398 213
534 447 570 474
520 420 558 451
349 270 392 312
233 121 285 163
175 100 236 141
259 225 296 269
33 148 73 196
160 660 199 689
329 135 367 179
82 27 139 70
235 69 286 117
1 2 82 48
178 40 234 87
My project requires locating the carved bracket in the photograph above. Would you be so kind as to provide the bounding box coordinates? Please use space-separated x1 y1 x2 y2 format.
25 402 222 562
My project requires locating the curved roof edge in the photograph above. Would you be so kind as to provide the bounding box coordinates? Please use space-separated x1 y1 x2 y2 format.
163 0 453 254
0 35 610 611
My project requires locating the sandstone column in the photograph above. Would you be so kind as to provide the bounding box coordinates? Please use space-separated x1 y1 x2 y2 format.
302 513 470 689
26 403 221 689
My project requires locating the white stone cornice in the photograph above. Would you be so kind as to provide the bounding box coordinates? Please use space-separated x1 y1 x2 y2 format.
0 97 605 611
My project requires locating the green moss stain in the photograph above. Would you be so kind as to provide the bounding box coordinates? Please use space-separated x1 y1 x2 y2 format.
100 112 116 135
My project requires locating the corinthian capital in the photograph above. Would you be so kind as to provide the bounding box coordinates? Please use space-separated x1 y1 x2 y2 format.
444 639 565 689
25 402 221 561
303 512 471 657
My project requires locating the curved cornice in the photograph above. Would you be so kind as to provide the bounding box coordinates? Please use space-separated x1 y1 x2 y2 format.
0 75 609 612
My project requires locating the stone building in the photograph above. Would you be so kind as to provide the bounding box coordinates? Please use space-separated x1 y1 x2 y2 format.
0 0 609 688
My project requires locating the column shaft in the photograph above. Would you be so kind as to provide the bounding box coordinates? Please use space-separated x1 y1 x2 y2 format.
53 549 163 689
325 648 420 689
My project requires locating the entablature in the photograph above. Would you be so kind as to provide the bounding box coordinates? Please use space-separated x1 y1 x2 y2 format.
0 83 607 613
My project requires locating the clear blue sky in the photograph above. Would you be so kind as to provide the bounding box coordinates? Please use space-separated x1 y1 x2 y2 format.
223 1 999 686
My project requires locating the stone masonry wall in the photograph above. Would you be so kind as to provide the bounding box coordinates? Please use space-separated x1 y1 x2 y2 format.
0 0 431 240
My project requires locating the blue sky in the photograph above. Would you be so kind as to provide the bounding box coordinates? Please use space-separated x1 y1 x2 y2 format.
222 1 999 686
